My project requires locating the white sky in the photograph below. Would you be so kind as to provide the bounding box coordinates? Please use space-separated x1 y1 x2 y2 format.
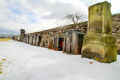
0 0 119 34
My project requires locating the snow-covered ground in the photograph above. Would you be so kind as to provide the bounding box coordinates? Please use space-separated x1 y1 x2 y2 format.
0 40 120 80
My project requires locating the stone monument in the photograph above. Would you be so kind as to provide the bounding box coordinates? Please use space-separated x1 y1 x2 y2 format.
20 29 25 41
81 1 117 63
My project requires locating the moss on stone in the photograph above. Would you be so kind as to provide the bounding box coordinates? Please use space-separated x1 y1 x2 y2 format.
81 1 117 63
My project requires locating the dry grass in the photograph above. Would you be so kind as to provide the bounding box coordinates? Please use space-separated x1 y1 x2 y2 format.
0 38 11 42
0 58 7 74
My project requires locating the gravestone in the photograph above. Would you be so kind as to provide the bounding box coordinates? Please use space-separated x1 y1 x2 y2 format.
81 1 117 63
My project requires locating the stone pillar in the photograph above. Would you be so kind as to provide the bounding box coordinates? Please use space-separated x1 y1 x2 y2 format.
48 37 53 49
65 31 72 54
35 34 41 46
29 35 31 44
72 31 84 55
35 34 38 46
33 34 37 46
53 36 57 50
27 34 30 44
81 1 117 63
20 29 25 41
31 34 34 45
23 34 27 43
63 35 66 53
29 34 33 45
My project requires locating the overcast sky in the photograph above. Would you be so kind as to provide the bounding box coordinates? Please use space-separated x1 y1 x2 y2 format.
0 0 120 34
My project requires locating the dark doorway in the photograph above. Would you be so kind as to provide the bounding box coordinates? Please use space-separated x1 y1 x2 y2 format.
58 38 64 51
37 36 41 46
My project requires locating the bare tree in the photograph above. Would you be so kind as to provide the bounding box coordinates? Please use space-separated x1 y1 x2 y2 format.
65 13 87 28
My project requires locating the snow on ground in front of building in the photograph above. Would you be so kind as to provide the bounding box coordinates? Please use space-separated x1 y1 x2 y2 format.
0 40 120 80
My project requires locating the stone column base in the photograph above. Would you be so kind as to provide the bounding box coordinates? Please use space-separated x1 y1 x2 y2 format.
81 33 117 63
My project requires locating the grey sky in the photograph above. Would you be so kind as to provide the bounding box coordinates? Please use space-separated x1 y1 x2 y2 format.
0 0 119 34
